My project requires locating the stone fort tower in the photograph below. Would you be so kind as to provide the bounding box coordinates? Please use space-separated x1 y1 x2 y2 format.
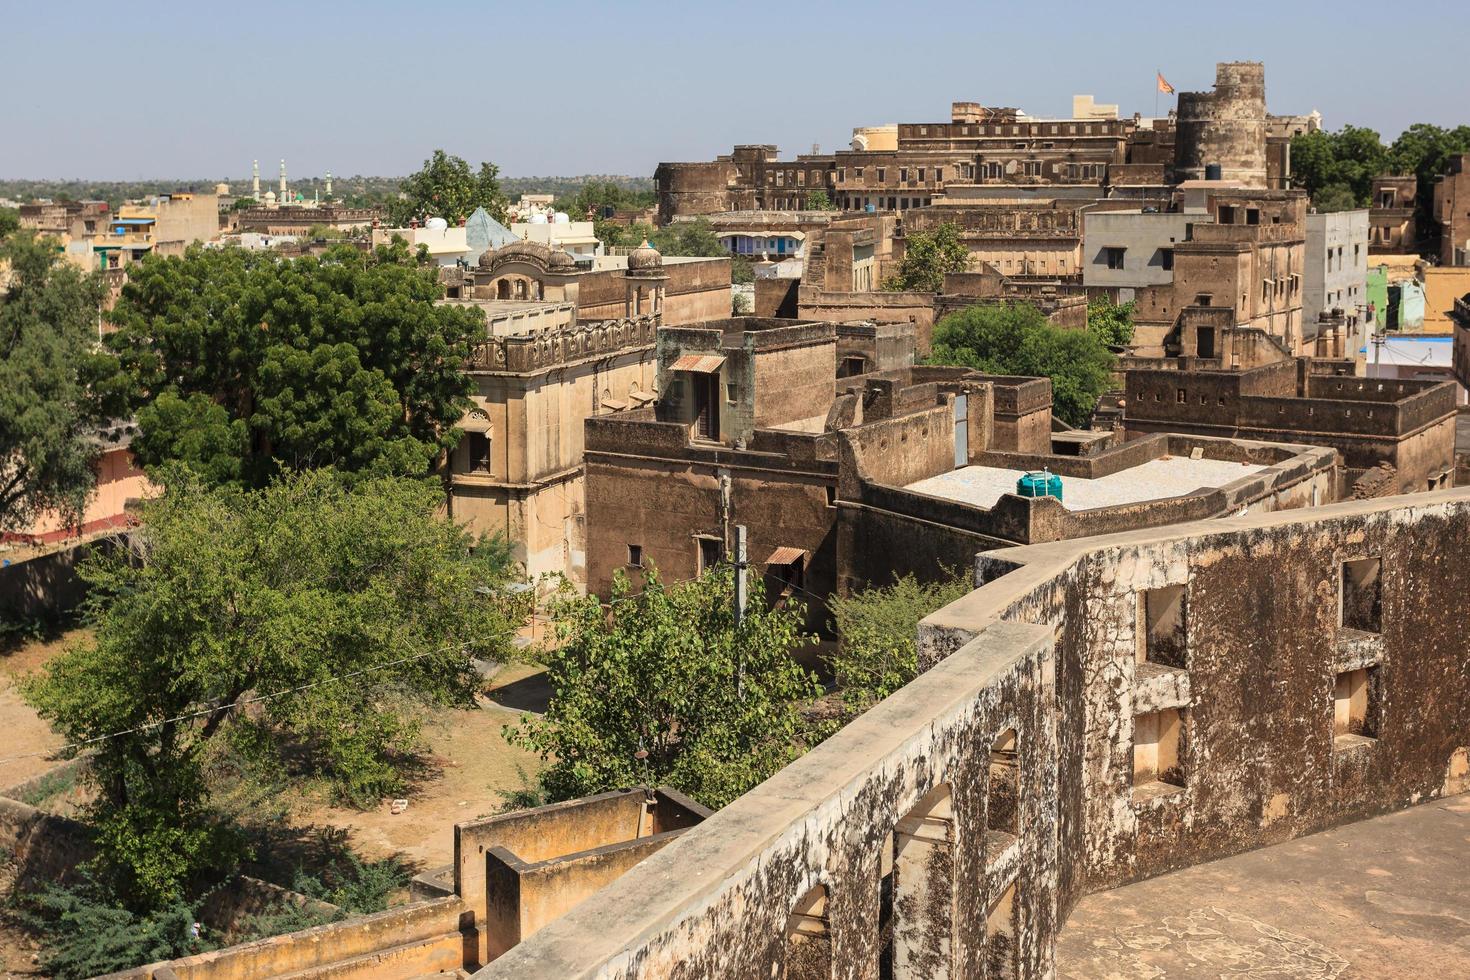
1174 61 1267 187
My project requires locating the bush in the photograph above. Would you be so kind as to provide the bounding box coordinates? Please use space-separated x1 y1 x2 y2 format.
827 573 971 712
928 303 1117 427
14 881 212 980
239 854 409 941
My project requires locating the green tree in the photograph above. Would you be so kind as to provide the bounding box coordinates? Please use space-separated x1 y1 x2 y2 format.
649 217 725 257
229 197 257 212
16 881 212 980
805 189 835 211
928 303 1116 427
23 469 521 909
556 180 655 221
826 573 970 713
1311 183 1359 213
389 149 508 226
884 221 970 292
0 206 19 239
101 241 485 488
510 564 822 809
1389 123 1470 250
0 232 108 533
1086 297 1136 348
1288 126 1388 207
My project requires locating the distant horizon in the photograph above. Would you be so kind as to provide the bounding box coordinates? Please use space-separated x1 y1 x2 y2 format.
3 0 1466 181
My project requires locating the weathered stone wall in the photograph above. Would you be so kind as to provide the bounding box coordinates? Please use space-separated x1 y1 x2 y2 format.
1174 62 1268 186
582 417 839 632
979 491 1470 899
103 897 471 980
461 493 1470 980
477 621 1060 980
797 287 937 354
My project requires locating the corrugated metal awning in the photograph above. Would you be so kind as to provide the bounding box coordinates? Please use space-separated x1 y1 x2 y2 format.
765 546 807 566
670 353 726 373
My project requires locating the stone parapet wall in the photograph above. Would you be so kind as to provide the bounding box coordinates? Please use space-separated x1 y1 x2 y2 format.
469 314 657 375
475 491 1470 979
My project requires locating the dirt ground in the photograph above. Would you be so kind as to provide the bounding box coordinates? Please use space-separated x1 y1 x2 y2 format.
282 661 550 873
0 630 86 978
0 630 85 792
0 635 550 974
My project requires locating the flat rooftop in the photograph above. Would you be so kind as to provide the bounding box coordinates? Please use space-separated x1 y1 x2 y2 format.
1058 794 1470 978
905 456 1265 511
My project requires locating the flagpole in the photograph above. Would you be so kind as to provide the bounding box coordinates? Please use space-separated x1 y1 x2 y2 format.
1154 69 1159 118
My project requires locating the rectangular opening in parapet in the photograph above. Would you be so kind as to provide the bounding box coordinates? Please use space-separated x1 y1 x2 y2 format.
1134 708 1185 794
1138 585 1187 669
985 881 1018 980
784 884 831 980
1334 667 1379 747
988 729 1019 838
1340 557 1381 633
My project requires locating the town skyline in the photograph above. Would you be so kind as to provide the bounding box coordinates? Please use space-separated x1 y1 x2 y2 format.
3 0 1467 180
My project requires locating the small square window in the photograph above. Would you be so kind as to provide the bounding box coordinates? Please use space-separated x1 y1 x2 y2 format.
1341 557 1381 633
726 382 738 403
1333 667 1378 746
697 537 721 574
1134 708 1185 791
627 544 643 568
1138 585 1186 668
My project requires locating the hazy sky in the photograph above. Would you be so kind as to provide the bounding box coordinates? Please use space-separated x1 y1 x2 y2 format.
4 0 1467 180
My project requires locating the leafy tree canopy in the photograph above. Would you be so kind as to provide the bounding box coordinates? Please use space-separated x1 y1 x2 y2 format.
1086 297 1136 348
510 564 823 809
1289 122 1470 249
23 469 523 909
101 240 485 488
0 231 109 533
804 189 835 212
928 303 1117 427
0 206 19 239
826 573 970 713
555 180 655 220
389 149 508 226
1289 125 1388 207
884 221 970 292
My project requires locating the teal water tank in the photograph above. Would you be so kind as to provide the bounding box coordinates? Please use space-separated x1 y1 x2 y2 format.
1016 470 1063 502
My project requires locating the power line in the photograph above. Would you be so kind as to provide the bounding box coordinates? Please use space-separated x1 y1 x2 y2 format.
0 630 519 771
0 569 825 774
0 579 669 773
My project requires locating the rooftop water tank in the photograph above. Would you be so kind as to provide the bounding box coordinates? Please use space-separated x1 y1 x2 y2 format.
1016 470 1063 502
1204 163 1223 181
425 216 449 232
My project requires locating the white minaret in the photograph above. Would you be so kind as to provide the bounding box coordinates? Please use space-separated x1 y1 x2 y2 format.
279 159 287 202
325 171 332 198
252 160 260 199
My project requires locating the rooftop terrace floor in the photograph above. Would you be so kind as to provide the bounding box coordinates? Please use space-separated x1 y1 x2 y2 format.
905 456 1266 511
1058 793 1470 978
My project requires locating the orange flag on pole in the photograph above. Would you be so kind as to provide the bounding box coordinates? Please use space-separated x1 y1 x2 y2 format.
1156 72 1175 95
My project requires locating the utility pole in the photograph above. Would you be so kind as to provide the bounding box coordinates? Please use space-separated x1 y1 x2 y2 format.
734 525 748 626
734 524 748 700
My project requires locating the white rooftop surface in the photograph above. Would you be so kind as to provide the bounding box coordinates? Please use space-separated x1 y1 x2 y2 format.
906 456 1267 511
